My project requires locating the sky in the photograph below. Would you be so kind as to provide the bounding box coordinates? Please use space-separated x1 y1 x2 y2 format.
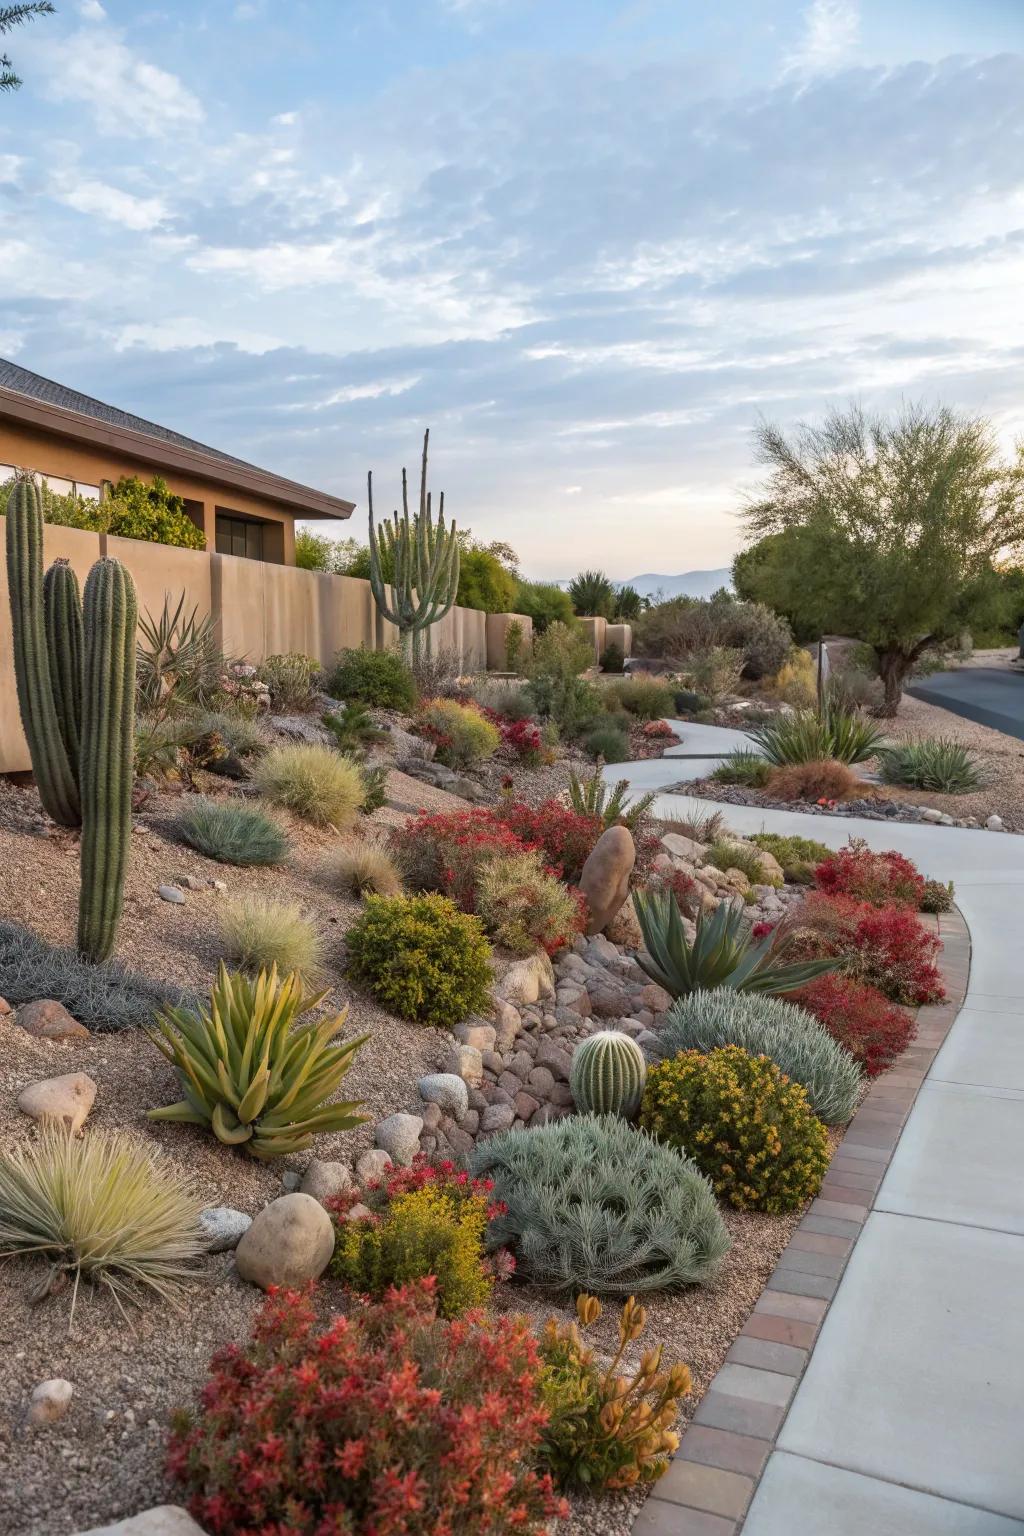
2 0 1023 579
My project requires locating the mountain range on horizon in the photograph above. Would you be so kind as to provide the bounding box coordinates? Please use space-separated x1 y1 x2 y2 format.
542 568 733 598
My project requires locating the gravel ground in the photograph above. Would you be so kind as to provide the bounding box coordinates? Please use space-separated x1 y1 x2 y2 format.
869 692 1024 827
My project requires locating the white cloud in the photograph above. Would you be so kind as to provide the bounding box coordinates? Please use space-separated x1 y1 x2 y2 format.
0 154 23 184
46 26 203 137
784 0 860 77
272 111 299 126
56 178 168 230
562 485 582 494
77 0 106 18
113 318 282 354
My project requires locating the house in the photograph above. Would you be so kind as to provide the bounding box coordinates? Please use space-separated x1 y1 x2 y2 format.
0 359 354 564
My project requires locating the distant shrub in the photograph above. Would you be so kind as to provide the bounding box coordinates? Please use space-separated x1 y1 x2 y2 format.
773 649 818 708
634 594 790 679
752 706 886 767
581 722 631 763
410 644 465 701
193 709 267 760
328 1159 499 1318
659 989 861 1124
641 1045 829 1212
396 807 528 909
256 652 320 712
527 620 593 683
495 799 603 883
684 646 744 700
219 894 322 981
168 1281 566 1536
673 688 708 715
325 837 405 898
749 831 832 884
253 743 365 828
877 738 985 794
419 698 501 768
529 673 603 740
476 850 584 956
766 758 859 803
711 748 773 787
175 796 289 866
471 678 536 720
505 618 526 672
325 647 416 710
358 761 389 813
790 974 917 1077
472 1114 730 1294
919 878 955 913
603 675 676 720
492 714 544 764
704 840 782 887
599 642 625 674
0 1128 204 1310
814 839 925 908
346 893 493 1026
41 473 205 550
790 892 946 1006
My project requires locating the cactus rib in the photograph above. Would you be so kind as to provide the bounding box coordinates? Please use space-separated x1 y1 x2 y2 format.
43 558 84 782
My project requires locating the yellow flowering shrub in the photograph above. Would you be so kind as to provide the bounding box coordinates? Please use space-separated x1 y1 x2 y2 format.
640 1045 829 1213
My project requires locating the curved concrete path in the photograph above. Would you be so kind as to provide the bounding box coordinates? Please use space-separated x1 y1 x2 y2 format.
606 744 1024 1533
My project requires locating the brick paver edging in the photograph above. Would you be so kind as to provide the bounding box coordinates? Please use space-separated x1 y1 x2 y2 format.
630 905 970 1536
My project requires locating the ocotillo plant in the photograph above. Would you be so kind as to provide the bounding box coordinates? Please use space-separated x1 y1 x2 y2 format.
4 474 138 961
367 429 460 660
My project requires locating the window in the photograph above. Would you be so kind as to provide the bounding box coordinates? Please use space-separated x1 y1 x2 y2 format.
44 475 75 497
216 513 265 561
77 483 100 501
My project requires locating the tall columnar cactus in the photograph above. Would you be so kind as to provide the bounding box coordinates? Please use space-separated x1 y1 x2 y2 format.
43 559 84 784
77 559 138 963
4 476 81 826
367 429 460 661
570 1029 648 1119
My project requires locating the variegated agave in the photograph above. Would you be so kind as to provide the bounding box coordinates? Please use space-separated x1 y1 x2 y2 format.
147 964 368 1158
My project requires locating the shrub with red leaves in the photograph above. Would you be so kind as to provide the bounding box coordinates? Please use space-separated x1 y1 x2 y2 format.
500 717 544 764
168 1279 567 1536
396 809 529 911
790 974 917 1076
642 719 676 740
814 839 925 910
789 892 946 1006
494 799 603 884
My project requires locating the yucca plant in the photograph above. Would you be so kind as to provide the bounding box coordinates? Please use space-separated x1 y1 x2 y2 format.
0 1128 205 1315
567 769 657 832
136 590 222 713
750 705 885 766
877 737 984 793
147 965 369 1158
633 888 840 998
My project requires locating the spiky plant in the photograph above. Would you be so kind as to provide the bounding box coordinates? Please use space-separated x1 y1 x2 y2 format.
219 895 323 983
0 1127 205 1314
568 569 615 619
570 1031 647 1118
175 796 289 866
136 590 222 713
633 888 840 998
659 989 861 1125
750 705 886 766
471 1114 729 1295
877 737 985 793
147 964 369 1159
566 769 657 832
367 429 460 661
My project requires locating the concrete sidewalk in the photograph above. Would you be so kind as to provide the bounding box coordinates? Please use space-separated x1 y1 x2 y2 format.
608 751 1024 1533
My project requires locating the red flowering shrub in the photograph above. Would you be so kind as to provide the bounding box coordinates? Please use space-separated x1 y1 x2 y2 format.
814 839 925 910
494 799 603 883
396 808 528 910
169 1279 567 1536
790 975 917 1077
642 719 676 740
500 716 544 764
651 866 700 918
789 892 946 1006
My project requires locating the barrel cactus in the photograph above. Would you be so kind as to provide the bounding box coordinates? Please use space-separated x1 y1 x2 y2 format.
570 1029 647 1118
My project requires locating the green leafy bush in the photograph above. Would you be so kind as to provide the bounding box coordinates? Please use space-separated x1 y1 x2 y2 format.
346 893 493 1027
751 705 886 766
599 642 625 673
634 889 839 997
457 545 518 612
673 688 708 715
256 653 320 712
683 646 744 700
325 647 416 710
175 796 289 866
475 850 584 955
193 709 267 761
40 474 205 549
253 743 365 828
749 832 833 884
293 528 362 573
877 737 985 793
569 569 616 618
603 675 676 720
659 988 861 1124
0 1128 204 1310
581 722 631 763
514 578 576 633
418 698 500 768
527 621 593 685
148 964 367 1158
321 701 386 754
641 1045 829 1212
710 748 772 787
471 1114 729 1294
540 1294 691 1491
359 761 389 813
218 894 322 982
704 839 782 886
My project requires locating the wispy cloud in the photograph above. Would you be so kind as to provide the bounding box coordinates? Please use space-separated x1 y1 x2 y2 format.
783 0 860 77
44 24 203 136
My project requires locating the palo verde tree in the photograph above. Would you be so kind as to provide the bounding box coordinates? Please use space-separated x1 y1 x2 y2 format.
1 3 55 93
738 403 1024 714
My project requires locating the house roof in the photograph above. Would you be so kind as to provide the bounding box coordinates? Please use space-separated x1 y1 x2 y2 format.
0 358 354 521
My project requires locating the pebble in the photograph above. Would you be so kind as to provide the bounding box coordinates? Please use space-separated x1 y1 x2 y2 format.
157 885 186 904
27 1378 74 1426
198 1207 252 1253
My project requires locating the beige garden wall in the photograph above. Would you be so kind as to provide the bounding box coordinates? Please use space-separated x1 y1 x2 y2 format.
0 519 530 772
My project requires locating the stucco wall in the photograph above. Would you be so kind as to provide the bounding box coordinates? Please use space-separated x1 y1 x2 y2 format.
0 518 530 773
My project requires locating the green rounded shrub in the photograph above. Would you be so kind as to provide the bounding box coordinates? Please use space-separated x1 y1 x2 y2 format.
659 989 860 1125
346 893 492 1027
581 723 630 763
325 647 416 710
475 850 583 956
641 1044 829 1213
175 796 289 866
418 698 500 768
253 743 365 828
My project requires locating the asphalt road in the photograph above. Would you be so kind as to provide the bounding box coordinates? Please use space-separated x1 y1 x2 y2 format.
907 665 1024 741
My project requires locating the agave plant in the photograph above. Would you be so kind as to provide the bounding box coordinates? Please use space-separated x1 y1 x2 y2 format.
147 964 369 1158
750 705 885 767
567 769 657 832
633 888 839 998
136 590 222 713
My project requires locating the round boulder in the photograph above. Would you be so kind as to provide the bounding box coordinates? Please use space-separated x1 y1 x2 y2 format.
234 1194 335 1290
418 1072 470 1118
17 1072 96 1133
579 825 636 935
374 1112 423 1166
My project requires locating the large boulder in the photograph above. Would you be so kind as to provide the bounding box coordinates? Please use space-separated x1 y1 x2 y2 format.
579 825 636 935
374 1112 423 1166
234 1194 335 1290
660 832 707 864
17 1073 96 1133
492 950 555 1005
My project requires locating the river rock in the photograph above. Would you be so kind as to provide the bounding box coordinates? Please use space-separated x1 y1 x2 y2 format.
580 825 636 935
660 832 707 864
493 950 555 1004
75 1508 207 1535
356 1148 392 1183
300 1159 354 1206
15 1000 90 1042
199 1207 252 1252
374 1112 423 1166
17 1072 96 1133
234 1194 335 1290
418 1072 470 1117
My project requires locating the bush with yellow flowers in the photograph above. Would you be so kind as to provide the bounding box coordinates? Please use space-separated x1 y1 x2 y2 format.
539 1294 691 1492
640 1045 829 1213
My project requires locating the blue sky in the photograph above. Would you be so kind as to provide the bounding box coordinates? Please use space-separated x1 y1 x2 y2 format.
2 0 1023 578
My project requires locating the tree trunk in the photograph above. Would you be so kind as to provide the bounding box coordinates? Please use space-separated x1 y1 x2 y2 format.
875 649 909 717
